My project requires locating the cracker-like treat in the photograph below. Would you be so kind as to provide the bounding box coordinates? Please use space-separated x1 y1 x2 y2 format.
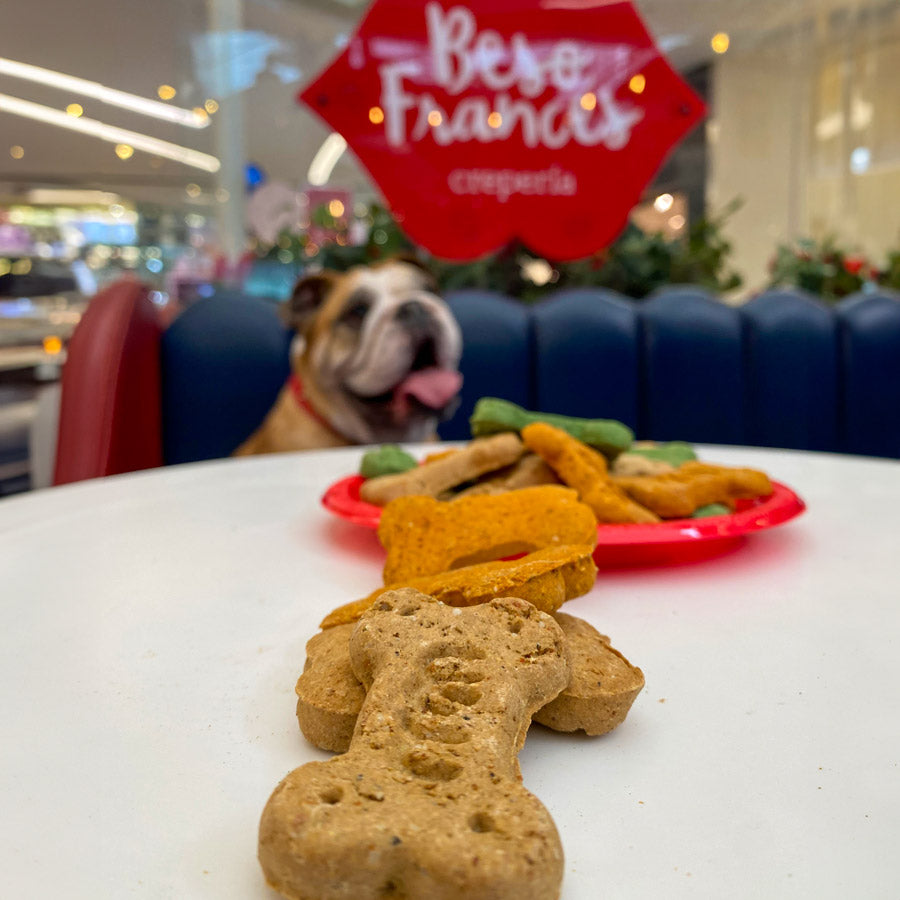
296 606 643 754
453 452 561 497
378 485 598 584
294 623 363 753
522 422 660 524
610 452 675 478
320 543 597 629
260 590 569 900
359 433 524 506
532 612 644 735
613 460 773 519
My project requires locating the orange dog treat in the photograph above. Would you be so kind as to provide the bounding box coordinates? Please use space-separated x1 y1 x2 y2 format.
522 422 659 524
320 543 597 629
359 433 524 506
613 460 773 519
378 485 598 584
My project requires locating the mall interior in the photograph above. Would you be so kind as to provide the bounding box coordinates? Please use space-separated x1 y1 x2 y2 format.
1 0 899 495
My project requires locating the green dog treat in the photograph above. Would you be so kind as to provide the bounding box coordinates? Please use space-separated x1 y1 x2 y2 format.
359 445 418 479
627 441 697 467
691 503 731 518
469 397 633 459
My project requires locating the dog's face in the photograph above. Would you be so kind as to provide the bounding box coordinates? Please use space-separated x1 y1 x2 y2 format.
284 259 463 444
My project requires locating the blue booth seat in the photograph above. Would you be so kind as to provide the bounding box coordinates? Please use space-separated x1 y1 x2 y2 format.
531 289 641 432
639 287 745 446
836 293 900 458
742 289 838 452
152 284 900 465
440 291 533 440
161 296 292 464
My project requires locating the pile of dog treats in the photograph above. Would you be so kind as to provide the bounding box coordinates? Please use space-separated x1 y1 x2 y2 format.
257 399 774 900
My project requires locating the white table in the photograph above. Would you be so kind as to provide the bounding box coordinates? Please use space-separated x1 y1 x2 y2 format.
1 446 898 899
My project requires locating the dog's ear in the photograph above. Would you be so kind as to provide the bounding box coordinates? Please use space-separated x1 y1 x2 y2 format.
389 253 439 293
282 271 338 334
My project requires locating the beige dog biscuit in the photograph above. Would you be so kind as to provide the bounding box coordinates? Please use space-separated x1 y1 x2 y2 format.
320 543 597 629
378 485 598 584
261 590 569 900
453 452 561 497
532 613 645 735
296 608 642 754
359 433 525 506
294 623 363 753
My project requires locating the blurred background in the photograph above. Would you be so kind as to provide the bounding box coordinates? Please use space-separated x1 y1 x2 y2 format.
1 0 899 495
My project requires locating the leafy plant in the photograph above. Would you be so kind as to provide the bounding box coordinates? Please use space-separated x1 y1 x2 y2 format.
766 236 900 302
257 198 745 301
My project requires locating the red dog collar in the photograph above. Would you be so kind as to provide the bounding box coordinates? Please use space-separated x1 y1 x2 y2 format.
288 374 340 436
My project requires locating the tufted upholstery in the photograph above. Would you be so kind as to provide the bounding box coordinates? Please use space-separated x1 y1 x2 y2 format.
441 291 533 440
835 292 900 458
51 281 900 486
531 289 641 431
742 290 838 452
160 295 292 464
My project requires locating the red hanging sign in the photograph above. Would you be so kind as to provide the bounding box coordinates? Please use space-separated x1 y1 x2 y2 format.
300 0 705 262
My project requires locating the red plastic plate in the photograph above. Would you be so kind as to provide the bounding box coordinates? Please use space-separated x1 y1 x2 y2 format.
321 475 806 566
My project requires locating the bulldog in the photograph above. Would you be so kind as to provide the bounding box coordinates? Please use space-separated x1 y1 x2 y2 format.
235 258 463 454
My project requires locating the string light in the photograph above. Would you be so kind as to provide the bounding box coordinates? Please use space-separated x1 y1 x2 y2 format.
629 74 646 94
368 106 384 124
9 144 24 159
115 143 134 159
157 84 176 100
580 92 597 111
66 103 83 117
487 111 502 129
711 32 730 54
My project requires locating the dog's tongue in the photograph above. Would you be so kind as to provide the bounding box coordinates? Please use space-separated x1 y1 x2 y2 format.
391 367 463 417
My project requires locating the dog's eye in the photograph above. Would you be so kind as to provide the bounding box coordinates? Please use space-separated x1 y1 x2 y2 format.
341 300 370 327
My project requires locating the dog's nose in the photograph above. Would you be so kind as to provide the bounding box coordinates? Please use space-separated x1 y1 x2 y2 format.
396 300 431 327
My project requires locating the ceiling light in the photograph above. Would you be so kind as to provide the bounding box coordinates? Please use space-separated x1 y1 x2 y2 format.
157 84 176 100
653 193 674 213
711 32 730 54
0 92 221 172
204 99 219 114
0 57 207 128
308 133 347 186
115 143 134 159
66 103 83 117
9 144 24 159
26 189 120 205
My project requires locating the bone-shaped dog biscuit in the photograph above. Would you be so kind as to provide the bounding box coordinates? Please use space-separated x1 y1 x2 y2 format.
522 422 660 524
613 461 773 519
320 543 597 629
296 608 643 754
260 590 569 900
359 433 525 506
378 485 598 584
